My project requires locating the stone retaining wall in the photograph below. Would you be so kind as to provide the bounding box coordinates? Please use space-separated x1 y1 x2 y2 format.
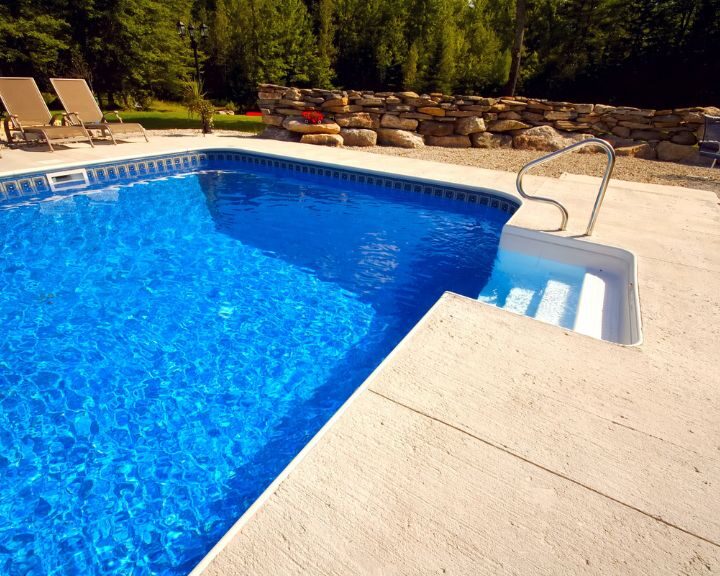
258 83 719 162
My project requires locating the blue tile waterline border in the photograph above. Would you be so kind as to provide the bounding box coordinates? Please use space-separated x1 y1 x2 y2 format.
0 149 520 214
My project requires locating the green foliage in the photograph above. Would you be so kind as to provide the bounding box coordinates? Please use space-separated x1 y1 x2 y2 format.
330 0 512 94
183 81 215 133
0 7 69 78
0 0 192 105
522 0 720 105
83 0 192 104
402 43 419 91
0 0 717 109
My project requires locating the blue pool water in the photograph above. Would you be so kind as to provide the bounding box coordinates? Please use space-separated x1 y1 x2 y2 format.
0 165 510 575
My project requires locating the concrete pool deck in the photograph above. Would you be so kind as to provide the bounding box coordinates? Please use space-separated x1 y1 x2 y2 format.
2 136 719 574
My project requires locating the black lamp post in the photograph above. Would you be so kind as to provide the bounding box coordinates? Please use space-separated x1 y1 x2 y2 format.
177 21 208 82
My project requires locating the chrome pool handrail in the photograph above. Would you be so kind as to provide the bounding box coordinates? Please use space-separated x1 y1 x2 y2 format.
515 138 617 236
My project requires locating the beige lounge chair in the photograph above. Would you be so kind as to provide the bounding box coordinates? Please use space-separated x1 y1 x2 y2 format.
51 78 148 144
0 77 94 151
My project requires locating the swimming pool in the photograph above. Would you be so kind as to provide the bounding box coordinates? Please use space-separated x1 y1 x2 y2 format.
0 148 642 574
0 157 517 575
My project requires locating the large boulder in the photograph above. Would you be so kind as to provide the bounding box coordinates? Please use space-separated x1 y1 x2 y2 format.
277 99 306 110
340 128 377 147
656 141 697 162
262 114 284 127
417 106 446 116
258 91 282 101
512 125 591 152
418 121 454 137
615 142 657 160
320 97 349 108
544 110 576 121
425 135 471 148
629 129 665 141
377 128 425 148
300 133 344 147
471 132 513 148
259 126 301 142
334 112 379 129
604 136 636 149
555 120 591 132
354 97 385 106
522 111 545 123
611 125 631 138
283 118 341 134
487 119 530 132
670 131 698 145
380 114 418 130
455 116 486 135
498 111 522 121
283 87 302 101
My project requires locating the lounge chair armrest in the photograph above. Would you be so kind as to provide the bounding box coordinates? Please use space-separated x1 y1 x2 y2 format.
62 112 85 127
6 114 22 130
104 111 124 123
3 115 22 142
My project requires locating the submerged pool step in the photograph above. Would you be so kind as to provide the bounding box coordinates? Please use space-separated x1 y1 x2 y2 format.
495 279 574 324
477 245 620 341
535 279 573 326
481 271 613 341
502 287 535 316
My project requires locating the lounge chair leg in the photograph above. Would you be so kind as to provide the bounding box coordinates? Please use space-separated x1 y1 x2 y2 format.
84 128 94 148
142 127 149 142
41 130 54 152
712 159 717 169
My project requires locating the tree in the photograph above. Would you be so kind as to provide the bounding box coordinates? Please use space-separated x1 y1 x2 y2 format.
0 4 70 81
454 0 510 94
402 43 419 90
504 0 528 95
0 0 718 109
312 0 336 87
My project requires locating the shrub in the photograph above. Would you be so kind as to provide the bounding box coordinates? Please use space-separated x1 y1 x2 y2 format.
183 81 215 134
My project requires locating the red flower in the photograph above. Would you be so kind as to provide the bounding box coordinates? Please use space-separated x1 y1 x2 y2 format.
302 110 325 125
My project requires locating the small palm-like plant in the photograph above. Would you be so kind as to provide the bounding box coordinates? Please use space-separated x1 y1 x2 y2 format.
183 81 214 134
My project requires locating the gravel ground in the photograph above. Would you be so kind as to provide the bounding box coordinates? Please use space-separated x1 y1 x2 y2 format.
357 145 720 194
147 130 720 195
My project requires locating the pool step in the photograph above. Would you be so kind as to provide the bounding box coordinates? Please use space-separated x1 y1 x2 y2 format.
480 267 613 340
499 278 574 325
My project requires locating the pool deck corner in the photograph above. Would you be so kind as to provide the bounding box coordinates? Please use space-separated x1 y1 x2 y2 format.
2 136 719 575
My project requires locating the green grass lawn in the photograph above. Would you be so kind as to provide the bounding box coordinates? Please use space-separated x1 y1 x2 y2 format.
107 101 264 133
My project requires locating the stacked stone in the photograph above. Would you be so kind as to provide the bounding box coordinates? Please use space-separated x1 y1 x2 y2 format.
258 83 718 161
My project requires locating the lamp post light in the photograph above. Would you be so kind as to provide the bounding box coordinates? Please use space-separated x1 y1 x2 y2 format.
177 20 208 82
